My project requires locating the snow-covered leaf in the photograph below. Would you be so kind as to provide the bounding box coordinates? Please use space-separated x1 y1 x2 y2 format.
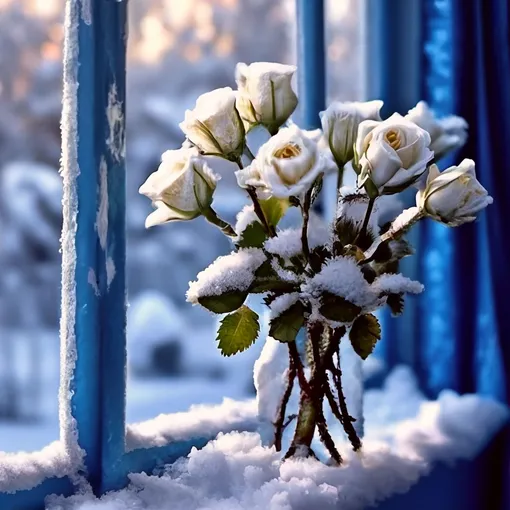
349 313 381 359
269 301 305 343
216 305 260 356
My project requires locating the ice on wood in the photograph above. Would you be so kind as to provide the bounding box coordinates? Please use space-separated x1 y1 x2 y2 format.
187 248 266 304
57 0 87 487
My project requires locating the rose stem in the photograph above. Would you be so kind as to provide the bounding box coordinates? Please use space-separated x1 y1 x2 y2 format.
329 354 362 452
300 187 313 263
273 350 297 452
353 196 376 247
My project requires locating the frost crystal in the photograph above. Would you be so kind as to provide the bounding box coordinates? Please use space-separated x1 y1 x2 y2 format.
187 248 266 303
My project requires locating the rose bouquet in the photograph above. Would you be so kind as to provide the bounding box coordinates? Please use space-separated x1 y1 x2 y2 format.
139 62 492 463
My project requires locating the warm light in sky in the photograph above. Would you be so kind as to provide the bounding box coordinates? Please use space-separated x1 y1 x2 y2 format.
1 0 354 66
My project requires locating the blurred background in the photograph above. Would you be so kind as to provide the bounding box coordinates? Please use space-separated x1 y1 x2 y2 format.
0 0 363 452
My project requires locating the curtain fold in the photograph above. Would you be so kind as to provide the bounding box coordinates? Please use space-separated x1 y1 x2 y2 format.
420 0 509 507
419 0 509 403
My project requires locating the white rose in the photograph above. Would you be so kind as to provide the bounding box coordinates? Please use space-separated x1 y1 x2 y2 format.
180 87 244 158
416 159 493 226
235 124 324 199
139 148 219 228
406 101 468 160
235 62 298 134
320 100 383 166
356 113 434 194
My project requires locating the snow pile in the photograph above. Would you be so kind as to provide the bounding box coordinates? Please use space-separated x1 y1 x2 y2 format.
186 248 266 303
339 340 365 437
253 337 299 445
47 367 508 510
126 399 259 451
0 441 72 494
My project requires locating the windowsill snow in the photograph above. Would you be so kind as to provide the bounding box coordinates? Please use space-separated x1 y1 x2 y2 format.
126 398 259 451
0 441 72 494
46 367 509 510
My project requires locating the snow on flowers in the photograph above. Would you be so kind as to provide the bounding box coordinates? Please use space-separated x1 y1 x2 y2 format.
139 61 492 464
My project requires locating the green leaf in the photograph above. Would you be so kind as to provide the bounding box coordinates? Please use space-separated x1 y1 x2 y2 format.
216 305 260 356
319 291 361 323
198 290 248 314
269 301 306 343
236 221 267 248
259 196 289 227
349 313 381 359
386 293 404 317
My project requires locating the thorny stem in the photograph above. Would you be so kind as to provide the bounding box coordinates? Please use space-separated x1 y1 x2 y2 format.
311 326 343 465
317 407 343 465
329 355 362 452
300 187 313 264
273 351 297 452
325 380 344 425
353 196 376 247
288 341 311 395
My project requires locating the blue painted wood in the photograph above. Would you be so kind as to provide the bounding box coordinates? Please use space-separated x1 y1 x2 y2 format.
71 0 128 496
296 0 325 130
92 0 128 495
0 477 75 510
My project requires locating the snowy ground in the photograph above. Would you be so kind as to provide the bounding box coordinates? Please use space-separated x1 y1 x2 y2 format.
44 367 508 510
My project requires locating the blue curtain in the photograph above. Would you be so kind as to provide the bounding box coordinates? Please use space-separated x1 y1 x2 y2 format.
419 0 508 403
419 0 509 507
